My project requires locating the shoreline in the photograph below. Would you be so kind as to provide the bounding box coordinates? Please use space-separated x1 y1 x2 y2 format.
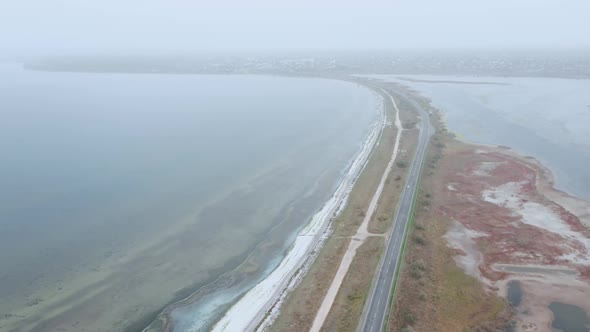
6 62 589 331
266 81 430 331
141 80 387 332
209 85 387 331
0 65 385 332
266 79 405 331
309 87 403 331
482 145 590 229
382 85 590 331
367 73 590 202
454 142 590 331
442 132 590 230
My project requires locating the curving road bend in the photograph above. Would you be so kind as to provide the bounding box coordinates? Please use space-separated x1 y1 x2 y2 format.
358 85 434 332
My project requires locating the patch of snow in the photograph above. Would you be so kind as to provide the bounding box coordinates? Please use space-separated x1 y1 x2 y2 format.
447 183 457 191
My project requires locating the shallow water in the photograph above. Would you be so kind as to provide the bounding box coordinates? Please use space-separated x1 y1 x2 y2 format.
0 64 379 331
498 265 578 276
548 302 590 332
369 75 590 200
507 280 523 307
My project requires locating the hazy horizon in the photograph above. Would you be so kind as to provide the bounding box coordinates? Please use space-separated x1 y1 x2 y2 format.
2 0 590 58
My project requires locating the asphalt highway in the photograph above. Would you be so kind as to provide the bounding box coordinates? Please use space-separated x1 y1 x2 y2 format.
359 86 433 332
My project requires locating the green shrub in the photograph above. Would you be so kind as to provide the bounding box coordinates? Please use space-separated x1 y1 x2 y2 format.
403 310 417 325
412 259 427 271
414 236 426 245
410 269 423 279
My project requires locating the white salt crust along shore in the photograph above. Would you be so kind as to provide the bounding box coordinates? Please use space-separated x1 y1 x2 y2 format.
309 89 403 332
208 95 387 332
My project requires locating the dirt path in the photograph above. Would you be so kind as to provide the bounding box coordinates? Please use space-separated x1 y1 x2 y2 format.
309 90 403 332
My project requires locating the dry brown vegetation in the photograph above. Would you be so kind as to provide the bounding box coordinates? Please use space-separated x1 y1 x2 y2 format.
323 237 384 331
388 96 510 332
319 109 419 332
369 129 418 234
389 182 508 331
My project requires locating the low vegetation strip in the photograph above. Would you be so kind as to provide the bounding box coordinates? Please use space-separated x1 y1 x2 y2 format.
308 87 404 332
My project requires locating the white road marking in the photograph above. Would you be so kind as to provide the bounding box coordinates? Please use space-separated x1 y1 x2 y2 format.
360 88 432 332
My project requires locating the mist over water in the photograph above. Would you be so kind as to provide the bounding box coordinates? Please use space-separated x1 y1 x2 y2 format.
0 64 379 331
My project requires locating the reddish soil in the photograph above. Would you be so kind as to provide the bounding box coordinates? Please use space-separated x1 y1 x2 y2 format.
387 84 590 331
437 145 590 331
439 149 589 273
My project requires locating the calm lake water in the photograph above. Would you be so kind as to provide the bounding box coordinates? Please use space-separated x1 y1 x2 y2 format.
0 64 379 331
371 75 590 200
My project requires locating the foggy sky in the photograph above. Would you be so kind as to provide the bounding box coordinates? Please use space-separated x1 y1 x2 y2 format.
1 0 589 56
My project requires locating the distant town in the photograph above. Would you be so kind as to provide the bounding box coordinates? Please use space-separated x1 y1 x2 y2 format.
26 49 590 78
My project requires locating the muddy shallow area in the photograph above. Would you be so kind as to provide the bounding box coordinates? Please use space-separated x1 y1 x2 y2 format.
435 143 590 331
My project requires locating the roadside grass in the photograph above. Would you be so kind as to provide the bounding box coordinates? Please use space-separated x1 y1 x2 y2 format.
384 137 423 332
322 237 384 331
369 129 419 234
270 236 350 331
392 94 419 126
